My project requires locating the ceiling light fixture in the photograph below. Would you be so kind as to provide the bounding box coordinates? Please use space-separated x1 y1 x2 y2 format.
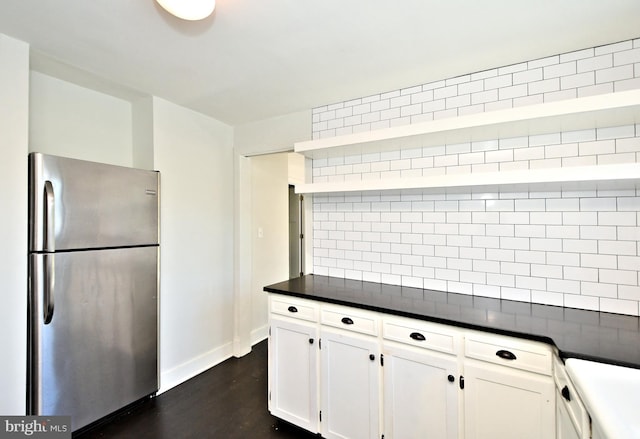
156 0 215 21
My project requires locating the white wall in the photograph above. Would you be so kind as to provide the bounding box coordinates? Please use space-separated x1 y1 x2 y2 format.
250 153 290 338
29 71 133 166
234 110 311 156
151 97 236 392
0 34 29 415
2 31 295 415
26 64 239 395
232 110 311 351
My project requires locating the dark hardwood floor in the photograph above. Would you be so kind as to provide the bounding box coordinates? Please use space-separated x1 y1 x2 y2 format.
77 340 318 438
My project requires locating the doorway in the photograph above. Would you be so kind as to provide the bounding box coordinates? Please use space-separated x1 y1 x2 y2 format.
288 185 304 278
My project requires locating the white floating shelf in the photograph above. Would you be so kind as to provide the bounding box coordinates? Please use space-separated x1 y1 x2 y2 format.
295 89 640 159
294 163 640 195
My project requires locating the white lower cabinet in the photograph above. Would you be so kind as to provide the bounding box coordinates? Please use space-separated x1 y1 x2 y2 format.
319 304 381 439
463 360 555 439
553 356 591 439
463 332 555 439
268 296 320 433
557 388 581 439
268 294 559 439
320 328 380 439
269 317 319 433
381 316 461 439
383 343 459 438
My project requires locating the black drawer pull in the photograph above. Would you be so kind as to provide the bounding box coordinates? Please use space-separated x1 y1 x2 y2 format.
561 385 571 401
341 317 354 325
496 350 517 361
409 332 426 341
287 306 298 313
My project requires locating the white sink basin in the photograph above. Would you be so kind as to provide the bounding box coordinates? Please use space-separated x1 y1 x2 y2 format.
565 359 640 439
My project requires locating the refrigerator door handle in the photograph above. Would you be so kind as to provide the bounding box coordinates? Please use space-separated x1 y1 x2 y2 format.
43 180 55 252
43 254 55 324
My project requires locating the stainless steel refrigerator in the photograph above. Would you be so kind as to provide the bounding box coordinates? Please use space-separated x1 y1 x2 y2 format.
27 152 160 432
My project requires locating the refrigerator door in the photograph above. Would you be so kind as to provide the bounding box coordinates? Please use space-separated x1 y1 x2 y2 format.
28 246 158 431
29 152 159 252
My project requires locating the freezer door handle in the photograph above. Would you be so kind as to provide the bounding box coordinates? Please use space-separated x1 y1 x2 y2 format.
43 180 55 252
42 254 55 324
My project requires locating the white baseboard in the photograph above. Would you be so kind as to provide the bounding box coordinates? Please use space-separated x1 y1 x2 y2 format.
158 325 270 394
250 324 269 347
158 341 233 395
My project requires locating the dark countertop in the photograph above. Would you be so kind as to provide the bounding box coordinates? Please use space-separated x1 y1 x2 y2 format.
264 274 640 370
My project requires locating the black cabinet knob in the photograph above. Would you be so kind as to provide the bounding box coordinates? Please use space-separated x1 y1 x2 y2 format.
496 349 517 360
341 317 354 325
287 306 298 313
448 374 455 383
410 332 426 341
561 385 571 401
309 338 314 344
369 354 375 361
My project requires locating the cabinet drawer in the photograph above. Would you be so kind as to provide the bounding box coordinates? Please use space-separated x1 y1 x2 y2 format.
321 304 379 336
464 332 552 375
554 355 590 437
270 295 319 322
382 316 460 355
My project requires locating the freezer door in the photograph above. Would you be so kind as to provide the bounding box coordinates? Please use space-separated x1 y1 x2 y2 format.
28 246 158 431
29 152 159 251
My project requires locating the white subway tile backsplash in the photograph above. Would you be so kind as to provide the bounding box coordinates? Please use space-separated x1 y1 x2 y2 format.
487 97 515 110
546 88 578 103
410 89 434 104
619 285 640 301
531 263 562 279
596 40 633 55
577 53 613 73
596 64 634 83
616 77 640 92
599 268 638 285
499 84 528 100
599 298 638 316
471 89 498 105
581 281 618 298
513 68 542 84
528 78 560 95
434 85 458 100
581 197 617 211
562 47 595 62
514 94 544 107
598 240 636 255
485 74 512 90
544 61 577 79
310 37 640 315
598 124 636 140
561 72 595 90
564 266 598 282
473 283 501 298
578 82 614 98
564 294 599 311
579 225 617 240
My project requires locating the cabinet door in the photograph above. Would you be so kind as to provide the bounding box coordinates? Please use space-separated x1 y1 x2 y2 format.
383 343 459 439
269 318 318 433
320 329 380 439
556 389 581 439
464 360 555 439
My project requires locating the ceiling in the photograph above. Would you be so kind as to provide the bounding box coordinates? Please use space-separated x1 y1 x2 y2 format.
0 0 639 126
